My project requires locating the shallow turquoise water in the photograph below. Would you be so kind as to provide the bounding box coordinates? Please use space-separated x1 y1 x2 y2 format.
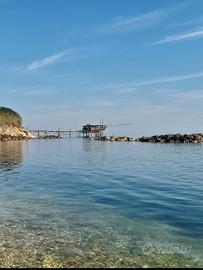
0 139 202 267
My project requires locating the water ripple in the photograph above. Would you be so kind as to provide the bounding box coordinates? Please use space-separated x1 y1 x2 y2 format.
0 139 203 267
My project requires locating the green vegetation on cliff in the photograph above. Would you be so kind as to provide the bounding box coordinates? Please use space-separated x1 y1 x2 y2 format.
0 107 22 127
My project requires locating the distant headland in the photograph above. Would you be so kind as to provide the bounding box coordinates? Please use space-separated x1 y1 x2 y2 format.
0 107 34 141
1 107 203 144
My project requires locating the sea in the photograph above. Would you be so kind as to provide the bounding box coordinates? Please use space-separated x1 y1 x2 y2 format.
0 138 202 267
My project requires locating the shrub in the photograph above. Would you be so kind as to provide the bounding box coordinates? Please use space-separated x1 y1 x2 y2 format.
0 107 22 127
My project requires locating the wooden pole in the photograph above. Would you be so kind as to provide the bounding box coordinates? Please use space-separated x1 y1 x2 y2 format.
58 128 61 138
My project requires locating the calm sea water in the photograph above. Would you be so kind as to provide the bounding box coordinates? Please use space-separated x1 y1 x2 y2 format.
0 139 202 267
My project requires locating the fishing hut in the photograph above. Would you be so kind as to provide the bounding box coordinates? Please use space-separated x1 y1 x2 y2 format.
29 122 130 139
82 123 106 138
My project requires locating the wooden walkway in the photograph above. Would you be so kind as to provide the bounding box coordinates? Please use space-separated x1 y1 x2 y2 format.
29 129 83 138
29 123 130 139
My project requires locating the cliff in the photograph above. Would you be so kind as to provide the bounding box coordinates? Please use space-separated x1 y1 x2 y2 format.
0 107 34 141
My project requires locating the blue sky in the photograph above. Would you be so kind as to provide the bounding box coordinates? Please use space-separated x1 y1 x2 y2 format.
1 0 203 136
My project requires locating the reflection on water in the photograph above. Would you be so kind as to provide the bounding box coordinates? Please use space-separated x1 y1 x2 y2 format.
82 138 109 153
0 141 23 171
0 139 202 267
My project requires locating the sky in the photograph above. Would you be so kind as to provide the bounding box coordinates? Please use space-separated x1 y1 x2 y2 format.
1 0 203 136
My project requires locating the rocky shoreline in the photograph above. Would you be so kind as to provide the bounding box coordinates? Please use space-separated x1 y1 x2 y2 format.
139 133 203 143
1 130 203 143
0 126 34 141
0 127 61 141
96 136 139 142
1 124 203 145
96 133 203 144
0 107 58 141
35 135 61 140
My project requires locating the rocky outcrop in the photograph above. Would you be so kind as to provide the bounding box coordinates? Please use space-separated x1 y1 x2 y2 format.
138 133 203 144
0 107 35 141
0 126 35 141
96 133 203 144
95 136 138 142
35 135 61 139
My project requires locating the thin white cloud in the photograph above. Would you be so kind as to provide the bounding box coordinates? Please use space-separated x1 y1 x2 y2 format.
155 88 203 99
27 51 70 71
101 10 166 32
150 27 203 45
135 71 203 86
0 86 58 96
26 46 104 72
170 90 203 99
87 99 116 109
113 87 137 95
167 17 203 29
90 71 203 95
98 3 187 33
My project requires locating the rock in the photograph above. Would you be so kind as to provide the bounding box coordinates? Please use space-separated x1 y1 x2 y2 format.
95 135 138 142
138 133 203 144
0 107 35 141
96 133 203 144
0 126 34 141
110 136 116 141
